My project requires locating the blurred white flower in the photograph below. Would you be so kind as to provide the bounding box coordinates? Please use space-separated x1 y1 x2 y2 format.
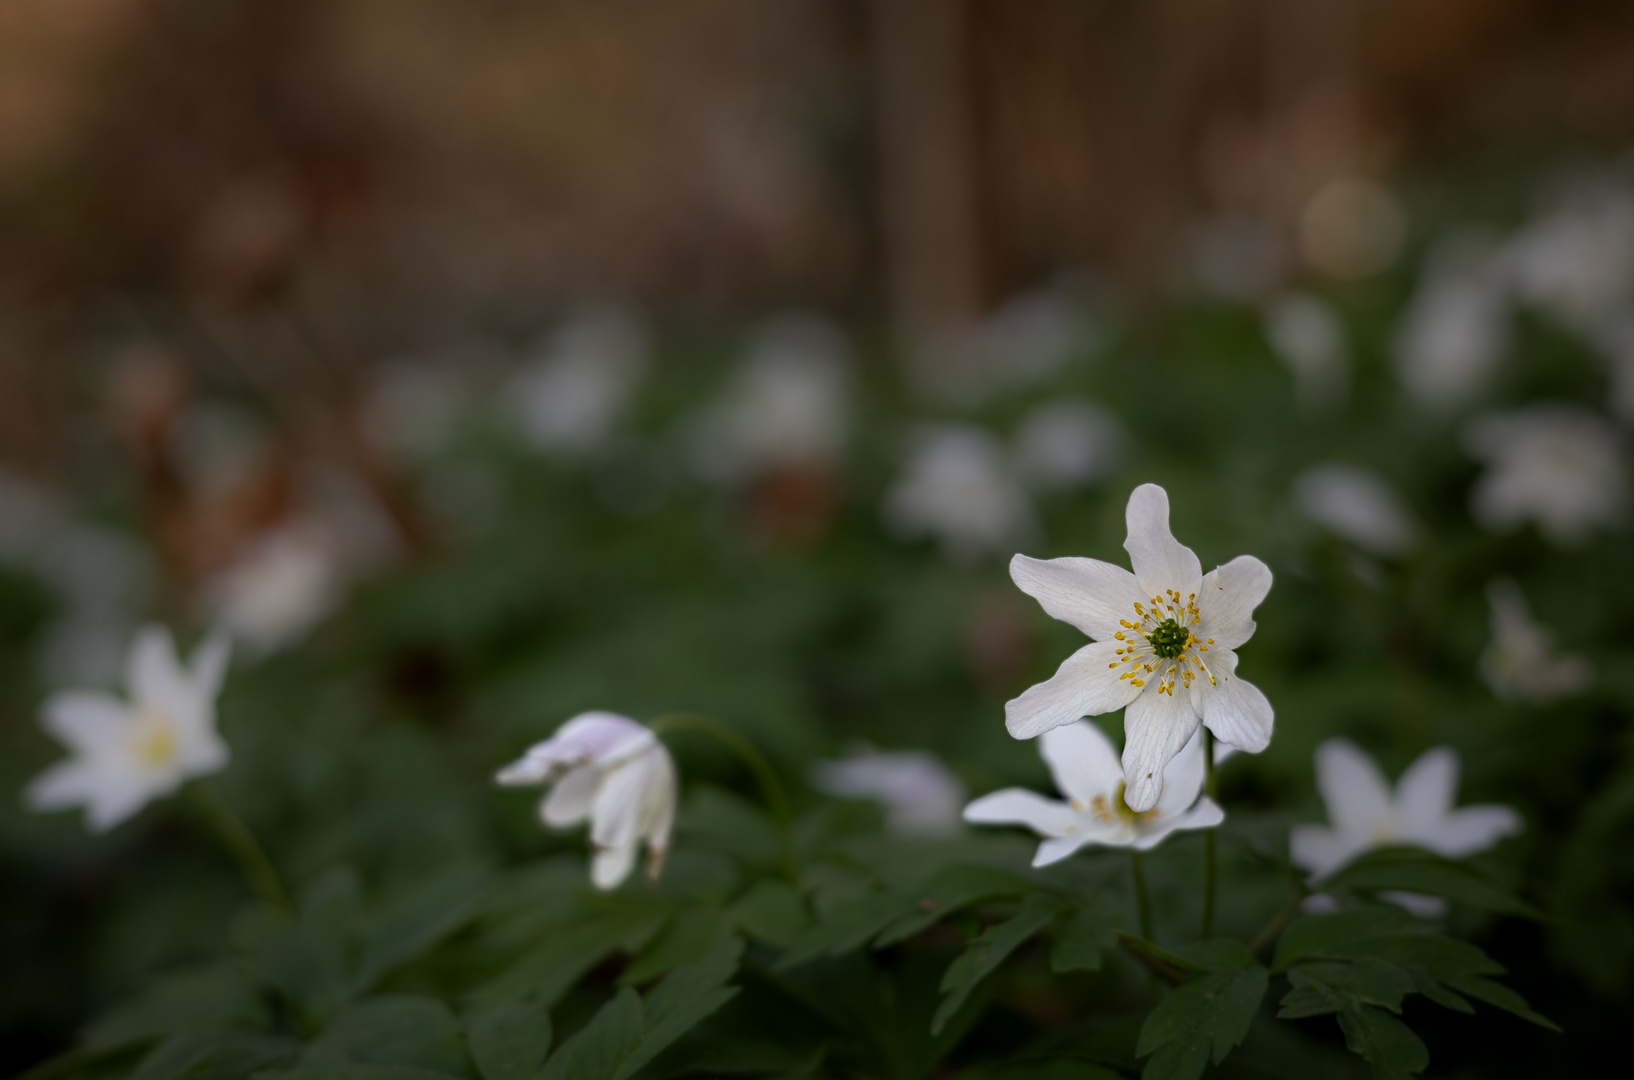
1192 214 1287 301
883 425 1034 564
1500 181 1634 331
1464 404 1626 546
1588 311 1634 423
964 722 1221 863
201 525 341 657
1394 235 1511 410
813 748 965 836
979 289 1086 388
1007 484 1273 812
496 712 677 890
1479 578 1590 705
510 306 650 456
1264 293 1349 412
1292 464 1418 557
687 313 851 484
26 626 231 833
1012 400 1124 492
1290 739 1521 890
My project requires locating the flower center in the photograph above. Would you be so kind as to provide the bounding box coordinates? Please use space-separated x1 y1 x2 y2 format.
129 710 179 769
1085 783 1161 824
1106 588 1218 695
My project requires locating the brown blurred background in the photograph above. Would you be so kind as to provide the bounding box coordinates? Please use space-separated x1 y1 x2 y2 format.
3 0 1633 472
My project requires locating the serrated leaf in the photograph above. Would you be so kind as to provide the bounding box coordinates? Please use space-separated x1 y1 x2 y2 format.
1272 910 1414 972
776 890 916 967
873 865 1036 946
354 865 496 993
932 895 1067 1034
537 991 642 1080
1050 907 1118 974
1286 959 1416 1012
303 995 469 1077
1277 984 1345 1019
129 1032 298 1080
1328 933 1502 978
619 906 733 985
1336 1005 1429 1080
466 1001 551 1080
1136 966 1268 1080
1441 974 1561 1031
466 907 667 1009
1322 853 1543 919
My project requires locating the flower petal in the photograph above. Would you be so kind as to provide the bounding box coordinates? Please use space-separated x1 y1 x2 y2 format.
1151 727 1208 821
1393 747 1458 829
1005 641 1143 739
1123 484 1202 593
1133 796 1223 850
1121 686 1202 812
541 764 599 827
1313 738 1392 837
41 692 130 756
25 759 102 811
1038 721 1124 807
1196 657 1273 753
1032 836 1087 867
84 773 158 834
962 789 1079 837
1197 555 1272 650
1414 805 1521 859
591 840 638 890
127 625 193 721
1288 824 1366 879
1009 554 1144 641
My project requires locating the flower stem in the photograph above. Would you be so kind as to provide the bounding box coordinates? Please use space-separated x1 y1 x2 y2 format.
1249 889 1309 960
1130 851 1153 940
1200 729 1218 940
185 781 290 915
648 713 800 886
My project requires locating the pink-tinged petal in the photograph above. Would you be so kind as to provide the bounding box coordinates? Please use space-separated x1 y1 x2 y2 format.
1039 721 1124 807
1394 747 1458 828
1197 556 1273 650
1005 641 1143 739
1288 824 1366 879
963 789 1079 837
1413 804 1522 859
1151 728 1208 820
1313 739 1392 837
1123 484 1202 593
1121 686 1201 812
541 765 599 827
1197 660 1273 754
1032 836 1087 867
41 692 130 755
1009 554 1144 641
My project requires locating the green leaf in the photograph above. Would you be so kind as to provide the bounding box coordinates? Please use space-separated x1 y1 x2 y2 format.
1171 939 1257 972
82 966 270 1048
1272 909 1415 971
1050 907 1118 974
129 1032 299 1080
1321 852 1543 918
1284 959 1416 1013
466 906 667 1009
873 865 1036 946
466 1001 552 1080
776 889 916 967
727 879 810 946
619 906 733 985
932 895 1068 1034
1336 1005 1429 1080
303 996 471 1077
354 865 496 992
539 937 743 1080
1328 933 1501 978
1135 965 1268 1080
1440 974 1561 1032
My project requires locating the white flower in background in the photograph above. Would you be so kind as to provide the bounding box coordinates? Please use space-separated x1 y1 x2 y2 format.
1012 400 1125 492
1394 234 1510 410
511 306 650 456
964 722 1222 863
1290 739 1521 889
1500 181 1634 331
1480 578 1590 704
1264 293 1349 413
1464 404 1627 546
814 748 965 836
25 627 231 833
1292 464 1418 557
687 313 851 483
1007 484 1273 811
201 525 341 657
884 425 1035 564
496 712 677 889
1588 312 1634 423
979 288 1086 388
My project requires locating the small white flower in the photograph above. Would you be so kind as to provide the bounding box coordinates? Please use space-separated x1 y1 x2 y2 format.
1500 181 1634 332
813 748 965 836
884 425 1034 564
510 307 649 456
1007 483 1273 812
1394 234 1510 410
1264 293 1350 413
1012 401 1125 493
201 526 341 656
496 712 677 890
1290 739 1521 887
1292 464 1418 557
1589 312 1634 423
964 722 1222 864
1464 404 1627 546
1480 578 1590 704
25 626 231 833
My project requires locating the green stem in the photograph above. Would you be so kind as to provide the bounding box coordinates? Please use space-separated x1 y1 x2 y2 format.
1130 851 1153 941
1249 889 1309 961
186 781 290 915
1200 729 1218 940
648 713 800 886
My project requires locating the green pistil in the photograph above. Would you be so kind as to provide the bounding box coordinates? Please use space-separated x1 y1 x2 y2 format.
1148 618 1190 659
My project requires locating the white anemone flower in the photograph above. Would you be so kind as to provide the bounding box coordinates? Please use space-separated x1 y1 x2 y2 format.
884 425 1035 564
1012 400 1125 493
1479 578 1590 704
813 748 965 836
25 626 231 833
1500 182 1634 331
201 525 341 657
1291 739 1521 888
496 712 677 890
964 722 1222 864
510 306 650 456
1007 484 1272 811
1394 235 1510 410
1292 464 1418 558
1264 293 1350 413
1464 404 1627 547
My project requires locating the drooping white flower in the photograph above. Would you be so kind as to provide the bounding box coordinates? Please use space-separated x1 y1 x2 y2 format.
1290 739 1521 887
1479 578 1590 704
510 306 650 456
1012 400 1125 493
1006 483 1273 812
964 722 1222 864
884 425 1035 563
1394 234 1510 410
200 525 341 657
813 748 965 836
1464 404 1627 547
496 712 677 890
25 626 231 833
1292 464 1418 557
1263 293 1349 413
